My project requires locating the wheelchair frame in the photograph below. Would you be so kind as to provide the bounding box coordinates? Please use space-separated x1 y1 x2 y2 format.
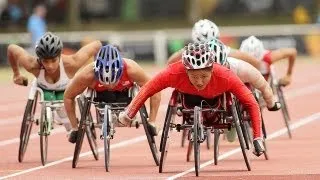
72 83 159 172
159 90 251 176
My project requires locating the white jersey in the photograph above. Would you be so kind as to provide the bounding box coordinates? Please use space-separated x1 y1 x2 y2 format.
37 59 70 91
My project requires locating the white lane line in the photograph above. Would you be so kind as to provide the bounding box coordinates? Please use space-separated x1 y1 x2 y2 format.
0 127 64 147
0 135 148 180
1 81 320 147
167 112 320 180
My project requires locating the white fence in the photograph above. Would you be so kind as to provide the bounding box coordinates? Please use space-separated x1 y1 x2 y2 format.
1 24 320 65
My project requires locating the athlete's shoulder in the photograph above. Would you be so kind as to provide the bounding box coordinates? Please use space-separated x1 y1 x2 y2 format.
213 63 234 79
167 61 185 74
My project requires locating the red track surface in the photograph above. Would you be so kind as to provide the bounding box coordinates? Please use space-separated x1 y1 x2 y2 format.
1 59 320 179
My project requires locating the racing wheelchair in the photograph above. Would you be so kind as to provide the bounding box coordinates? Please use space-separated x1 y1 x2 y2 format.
72 83 159 172
159 90 253 176
18 78 96 166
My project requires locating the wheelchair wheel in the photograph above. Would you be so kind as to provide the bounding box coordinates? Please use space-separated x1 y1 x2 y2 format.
39 106 49 166
159 105 176 173
206 129 211 150
235 100 251 150
103 106 112 172
18 93 38 163
86 116 99 161
213 129 220 165
186 138 192 162
231 100 251 171
276 85 292 138
139 105 159 166
77 96 99 161
180 119 188 148
72 99 91 168
193 106 201 177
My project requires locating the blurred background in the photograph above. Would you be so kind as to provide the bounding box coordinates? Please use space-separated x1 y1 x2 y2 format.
0 0 319 66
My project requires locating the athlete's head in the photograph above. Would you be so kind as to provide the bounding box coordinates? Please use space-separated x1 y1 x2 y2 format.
182 42 215 90
94 45 123 87
207 37 228 65
239 36 265 60
192 19 220 43
35 32 63 74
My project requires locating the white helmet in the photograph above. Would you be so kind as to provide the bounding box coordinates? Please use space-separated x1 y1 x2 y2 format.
207 38 229 65
239 36 265 60
192 19 220 43
182 42 215 70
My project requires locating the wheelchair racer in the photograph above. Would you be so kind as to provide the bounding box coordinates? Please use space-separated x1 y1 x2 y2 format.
7 32 101 133
120 43 265 157
64 45 161 143
239 36 297 86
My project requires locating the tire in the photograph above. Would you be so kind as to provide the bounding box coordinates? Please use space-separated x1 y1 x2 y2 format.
277 85 292 138
186 139 193 162
206 128 211 150
232 101 251 171
103 106 112 172
180 119 188 148
140 105 159 166
40 106 48 166
193 106 201 177
159 105 175 173
213 129 220 165
77 96 99 161
18 93 38 163
72 99 91 168
235 100 251 150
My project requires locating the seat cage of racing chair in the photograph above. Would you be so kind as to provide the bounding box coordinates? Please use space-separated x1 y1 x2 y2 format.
27 78 66 126
175 91 231 130
83 83 140 128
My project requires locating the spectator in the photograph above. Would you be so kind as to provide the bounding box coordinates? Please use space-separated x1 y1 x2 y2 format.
27 4 47 47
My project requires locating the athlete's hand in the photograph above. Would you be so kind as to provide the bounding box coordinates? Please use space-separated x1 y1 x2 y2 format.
279 75 291 87
118 111 133 127
13 74 28 86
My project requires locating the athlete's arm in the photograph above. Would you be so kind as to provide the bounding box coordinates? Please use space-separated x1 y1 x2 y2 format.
69 40 102 70
227 72 262 139
7 44 39 85
229 58 275 109
125 59 161 123
167 48 183 65
229 49 260 70
270 48 297 86
64 63 95 129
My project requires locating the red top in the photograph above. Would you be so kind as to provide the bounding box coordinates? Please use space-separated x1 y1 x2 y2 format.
262 50 272 65
94 61 134 92
126 61 262 138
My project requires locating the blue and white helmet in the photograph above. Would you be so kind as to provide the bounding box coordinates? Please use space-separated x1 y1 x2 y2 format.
192 19 220 43
94 45 123 85
240 36 265 60
207 38 230 65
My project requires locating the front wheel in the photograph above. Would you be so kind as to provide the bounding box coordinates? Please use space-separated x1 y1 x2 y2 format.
39 107 49 166
193 106 201 177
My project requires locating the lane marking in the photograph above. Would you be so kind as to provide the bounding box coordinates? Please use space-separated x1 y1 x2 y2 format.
167 112 320 179
0 127 64 147
1 81 320 146
0 135 148 179
2 112 320 179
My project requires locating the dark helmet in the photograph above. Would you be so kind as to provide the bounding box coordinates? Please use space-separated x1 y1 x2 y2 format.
35 32 63 59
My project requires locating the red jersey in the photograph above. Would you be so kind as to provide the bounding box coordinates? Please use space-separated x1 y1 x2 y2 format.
94 61 134 92
261 50 272 78
126 62 262 139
